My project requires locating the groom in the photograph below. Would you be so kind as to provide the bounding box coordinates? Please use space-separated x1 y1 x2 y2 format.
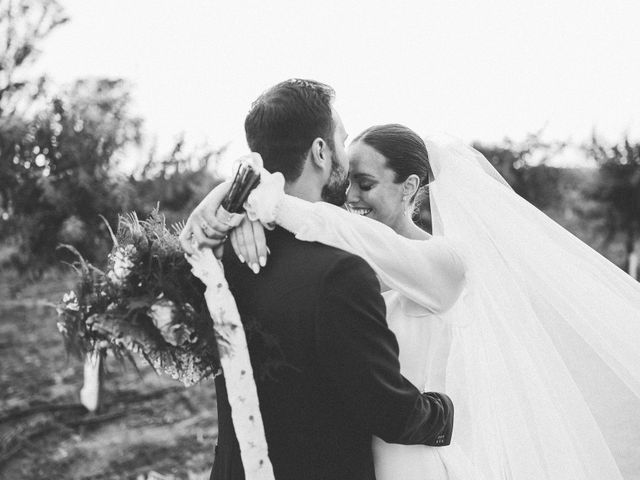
182 79 454 480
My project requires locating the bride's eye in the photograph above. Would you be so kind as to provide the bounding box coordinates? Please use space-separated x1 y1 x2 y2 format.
359 183 374 191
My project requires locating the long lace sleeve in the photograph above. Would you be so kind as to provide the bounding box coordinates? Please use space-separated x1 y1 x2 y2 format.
276 195 466 314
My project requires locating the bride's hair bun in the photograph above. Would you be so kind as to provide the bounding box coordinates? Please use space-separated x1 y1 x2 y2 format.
352 124 431 200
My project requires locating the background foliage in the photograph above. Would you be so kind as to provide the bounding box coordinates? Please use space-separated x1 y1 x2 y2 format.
0 0 224 274
0 0 638 278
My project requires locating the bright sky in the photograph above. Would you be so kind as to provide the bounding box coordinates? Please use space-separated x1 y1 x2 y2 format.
37 0 640 171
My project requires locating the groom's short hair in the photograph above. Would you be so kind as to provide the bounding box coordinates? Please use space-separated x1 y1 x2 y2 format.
245 79 336 182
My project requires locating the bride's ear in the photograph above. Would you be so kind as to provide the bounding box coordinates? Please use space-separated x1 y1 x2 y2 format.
402 174 421 200
310 138 329 171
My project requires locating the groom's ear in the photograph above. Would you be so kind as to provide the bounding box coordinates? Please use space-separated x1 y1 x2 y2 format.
310 137 330 171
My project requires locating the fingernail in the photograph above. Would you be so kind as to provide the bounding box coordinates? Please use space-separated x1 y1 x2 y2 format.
259 256 266 267
251 263 260 274
238 254 245 263
266 247 271 255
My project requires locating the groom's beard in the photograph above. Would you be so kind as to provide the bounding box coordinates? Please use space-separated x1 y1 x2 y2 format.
321 161 349 206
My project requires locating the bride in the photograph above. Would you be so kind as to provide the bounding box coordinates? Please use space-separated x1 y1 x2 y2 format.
243 124 477 479
229 124 640 480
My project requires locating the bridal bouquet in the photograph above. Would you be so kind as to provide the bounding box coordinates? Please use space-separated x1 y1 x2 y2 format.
56 209 219 386
56 158 263 387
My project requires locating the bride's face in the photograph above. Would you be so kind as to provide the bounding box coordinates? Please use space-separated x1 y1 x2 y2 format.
346 141 405 228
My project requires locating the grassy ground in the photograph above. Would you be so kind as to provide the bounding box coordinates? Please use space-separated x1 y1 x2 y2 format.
0 269 218 480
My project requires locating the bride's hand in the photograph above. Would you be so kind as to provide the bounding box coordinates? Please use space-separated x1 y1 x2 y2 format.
230 216 269 274
179 180 243 258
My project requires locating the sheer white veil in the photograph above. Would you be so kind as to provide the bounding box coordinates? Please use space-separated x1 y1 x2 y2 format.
425 134 640 479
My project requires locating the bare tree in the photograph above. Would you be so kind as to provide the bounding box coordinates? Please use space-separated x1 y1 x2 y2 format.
0 0 68 116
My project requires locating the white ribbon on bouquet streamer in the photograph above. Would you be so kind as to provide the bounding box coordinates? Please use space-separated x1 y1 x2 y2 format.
186 247 275 480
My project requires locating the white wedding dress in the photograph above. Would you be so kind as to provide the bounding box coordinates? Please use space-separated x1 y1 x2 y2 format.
275 196 483 480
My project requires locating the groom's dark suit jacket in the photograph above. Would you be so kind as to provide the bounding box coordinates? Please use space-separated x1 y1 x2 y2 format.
212 227 453 480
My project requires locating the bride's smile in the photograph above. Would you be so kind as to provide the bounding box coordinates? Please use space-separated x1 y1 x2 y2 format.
345 205 372 216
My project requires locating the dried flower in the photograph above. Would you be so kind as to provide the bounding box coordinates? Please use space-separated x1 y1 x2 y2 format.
149 299 174 331
62 291 80 311
149 299 196 347
107 244 136 285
